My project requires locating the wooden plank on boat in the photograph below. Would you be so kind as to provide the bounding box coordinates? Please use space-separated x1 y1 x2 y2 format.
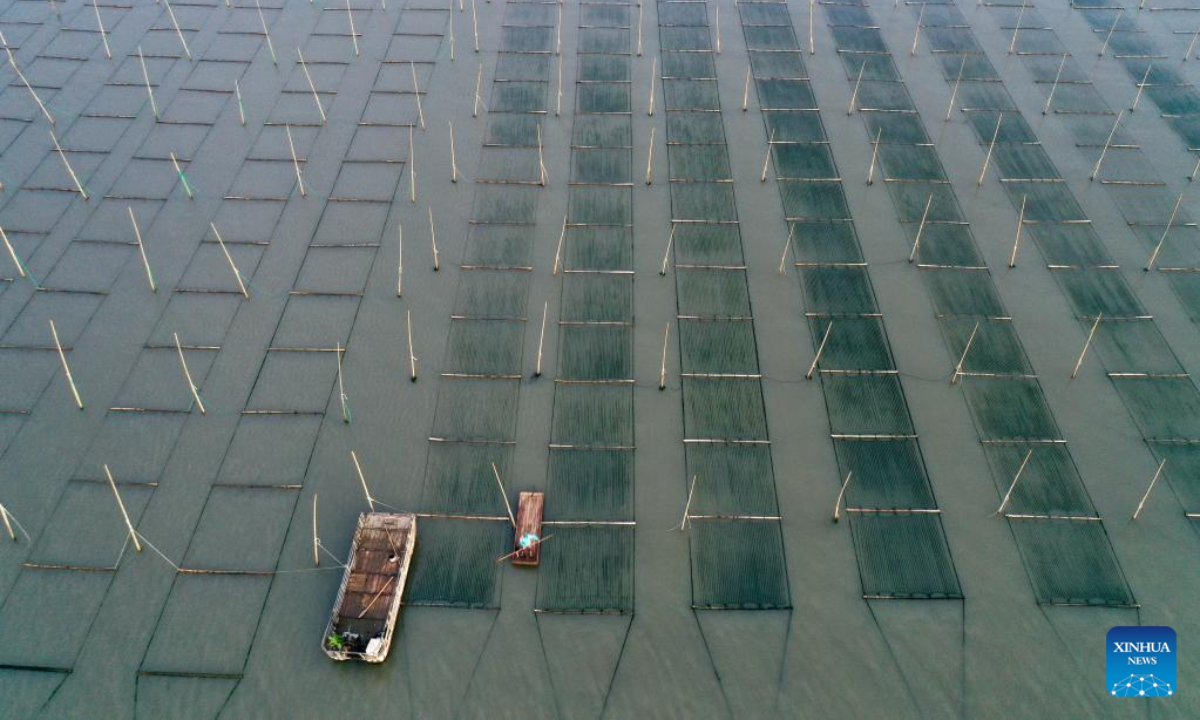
512 491 544 567
323 512 416 663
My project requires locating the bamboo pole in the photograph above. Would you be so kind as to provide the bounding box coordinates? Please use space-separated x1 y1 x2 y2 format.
449 120 459 182
951 320 980 385
408 126 417 202
0 503 14 542
104 465 142 552
347 0 359 57
93 0 110 58
1098 9 1123 57
2 31 55 125
994 449 1032 515
537 124 547 186
660 222 676 275
1070 313 1102 379
1090 110 1123 180
492 462 517 528
715 6 720 54
1009 195 1026 268
173 332 206 414
298 48 326 122
535 301 548 377
257 0 276 65
659 322 670 390
285 124 306 197
496 534 553 563
474 63 484 117
677 475 697 530
742 67 751 111
648 57 656 116
473 0 480 52
1146 192 1184 271
411 62 426 130
129 207 156 292
1191 154 1200 182
428 207 439 270
777 223 798 276
910 2 925 56
1131 63 1151 111
410 126 417 203
169 152 194 199
1043 54 1067 114
51 320 83 410
553 214 567 275
450 10 456 60
832 471 853 523
164 0 192 60
847 61 865 116
637 3 644 56
235 79 246 125
946 55 965 121
1132 459 1167 520
645 127 655 185
867 128 882 185
1008 0 1027 54
978 112 1003 186
809 0 815 54
337 342 349 424
909 193 933 263
312 494 319 566
556 54 563 116
1 226 26 278
209 223 249 299
1186 24 1200 61
50 131 88 200
557 3 562 55
138 47 157 119
407 310 418 381
351 451 376 511
760 128 775 182
397 223 404 297
807 321 834 379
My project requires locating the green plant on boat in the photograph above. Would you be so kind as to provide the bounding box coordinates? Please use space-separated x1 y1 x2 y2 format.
326 633 346 651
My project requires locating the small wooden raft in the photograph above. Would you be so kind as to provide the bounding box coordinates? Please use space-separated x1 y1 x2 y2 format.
512 491 544 567
323 512 416 663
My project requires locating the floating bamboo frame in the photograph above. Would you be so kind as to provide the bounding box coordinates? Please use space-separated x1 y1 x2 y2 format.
51 319 83 409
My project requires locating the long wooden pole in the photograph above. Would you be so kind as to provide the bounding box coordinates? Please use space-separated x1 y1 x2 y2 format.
978 112 1003 186
411 62 426 130
1043 54 1067 114
397 223 404 296
1131 63 1151 112
778 222 797 275
833 471 853 523
257 0 277 65
1090 110 1123 180
678 475 698 530
0 503 14 541
138 47 157 119
646 127 655 185
2 31 55 125
50 130 88 200
449 120 459 182
946 55 965 121
169 152 195 199
867 128 882 185
553 214 567 275
1008 0 1027 54
298 47 326 122
51 320 83 409
104 464 142 552
760 128 775 182
1146 192 1184 272
285 124 306 197
336 342 349 424
951 321 981 385
163 0 192 60
406 311 418 381
312 494 319 566
847 61 865 116
1008 195 1026 268
93 0 111 58
347 0 359 57
659 322 670 390
1 226 25 278
909 193 934 263
648 57 657 116
428 207 439 270
409 126 417 202
660 223 676 276
1098 8 1123 57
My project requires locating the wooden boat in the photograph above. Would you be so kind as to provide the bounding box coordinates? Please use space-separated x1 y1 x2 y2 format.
512 491 544 567
323 512 416 662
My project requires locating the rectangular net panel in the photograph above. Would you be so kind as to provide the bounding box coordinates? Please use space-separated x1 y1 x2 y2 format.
1008 519 1135 607
535 525 634 613
690 519 790 610
407 518 511 609
684 443 779 517
545 448 633 522
849 514 962 599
